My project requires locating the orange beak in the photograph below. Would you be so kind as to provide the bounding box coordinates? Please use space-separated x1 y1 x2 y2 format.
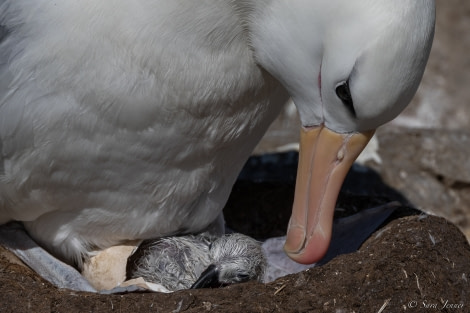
284 125 375 264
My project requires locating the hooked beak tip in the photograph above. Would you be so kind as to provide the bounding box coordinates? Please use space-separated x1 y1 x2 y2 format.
284 126 375 264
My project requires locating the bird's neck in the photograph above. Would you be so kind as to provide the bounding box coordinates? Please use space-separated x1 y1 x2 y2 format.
233 0 325 125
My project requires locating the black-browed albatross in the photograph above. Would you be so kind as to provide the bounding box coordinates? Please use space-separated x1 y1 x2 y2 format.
0 0 435 289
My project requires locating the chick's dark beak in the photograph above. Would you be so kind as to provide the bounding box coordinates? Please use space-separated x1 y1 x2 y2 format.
190 264 221 289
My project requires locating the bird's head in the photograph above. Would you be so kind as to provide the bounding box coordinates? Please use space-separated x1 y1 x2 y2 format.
249 0 435 263
218 256 262 285
191 234 265 288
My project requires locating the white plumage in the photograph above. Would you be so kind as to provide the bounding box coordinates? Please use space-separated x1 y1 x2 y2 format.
0 0 435 268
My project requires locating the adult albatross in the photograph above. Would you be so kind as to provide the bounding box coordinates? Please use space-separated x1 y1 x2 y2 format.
0 0 434 273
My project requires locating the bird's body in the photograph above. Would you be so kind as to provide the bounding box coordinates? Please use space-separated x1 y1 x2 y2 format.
0 0 287 265
0 0 435 269
127 235 213 291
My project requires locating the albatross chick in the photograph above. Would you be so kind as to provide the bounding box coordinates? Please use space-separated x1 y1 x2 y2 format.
126 233 265 292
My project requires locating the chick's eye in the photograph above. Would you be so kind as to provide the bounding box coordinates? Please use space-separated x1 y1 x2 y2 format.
236 273 250 281
336 81 356 117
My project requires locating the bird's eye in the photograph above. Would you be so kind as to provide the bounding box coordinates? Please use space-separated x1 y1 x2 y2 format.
336 81 356 117
236 273 250 281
